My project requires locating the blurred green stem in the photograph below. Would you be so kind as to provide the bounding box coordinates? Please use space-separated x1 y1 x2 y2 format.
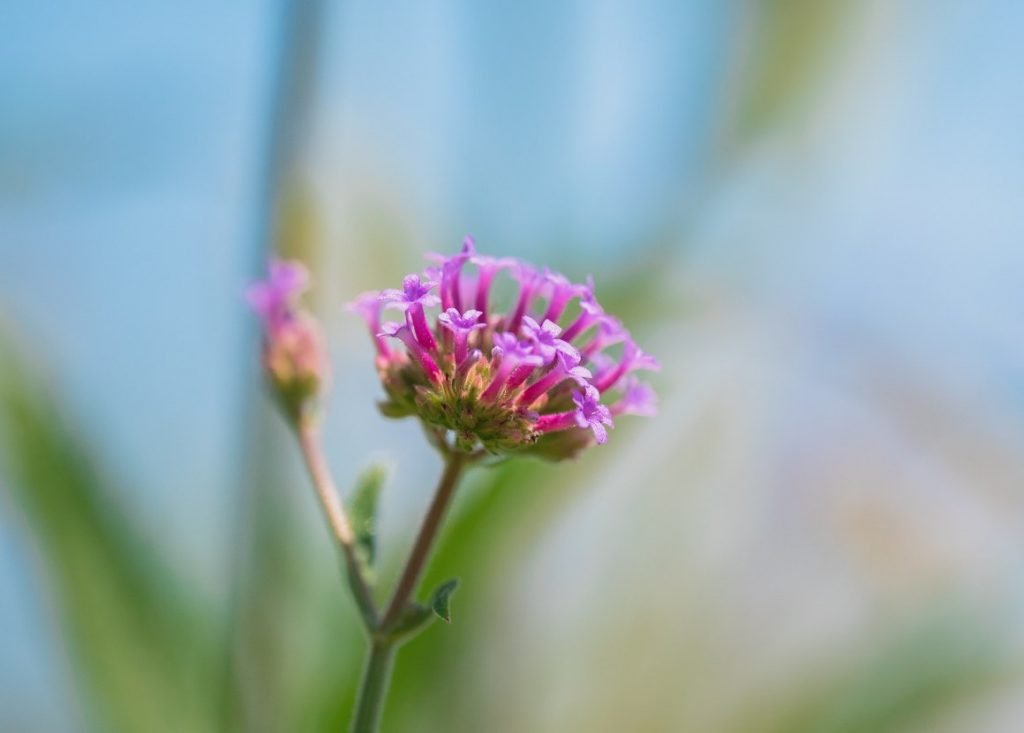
351 641 396 733
353 451 468 732
296 423 471 731
296 422 379 627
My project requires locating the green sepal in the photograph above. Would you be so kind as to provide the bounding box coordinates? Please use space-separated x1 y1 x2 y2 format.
429 578 459 623
377 399 415 419
521 428 593 461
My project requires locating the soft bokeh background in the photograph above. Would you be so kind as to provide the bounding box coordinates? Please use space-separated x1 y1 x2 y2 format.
2 2 1023 731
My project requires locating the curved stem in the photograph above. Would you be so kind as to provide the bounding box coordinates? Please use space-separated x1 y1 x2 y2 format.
381 452 467 629
351 642 396 733
296 439 471 731
296 422 379 627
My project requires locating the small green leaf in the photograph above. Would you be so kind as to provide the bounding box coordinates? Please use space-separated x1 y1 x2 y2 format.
350 461 390 569
430 579 460 623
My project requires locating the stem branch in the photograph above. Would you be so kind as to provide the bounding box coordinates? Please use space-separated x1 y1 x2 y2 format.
296 422 379 627
296 425 471 732
381 452 466 630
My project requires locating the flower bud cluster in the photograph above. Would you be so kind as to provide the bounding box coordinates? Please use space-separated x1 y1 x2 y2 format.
247 259 328 422
349 237 658 458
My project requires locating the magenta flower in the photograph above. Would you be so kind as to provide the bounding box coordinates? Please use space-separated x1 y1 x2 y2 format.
572 386 614 444
246 258 309 332
560 276 604 342
535 385 614 444
520 316 579 367
506 262 543 333
380 273 439 309
580 315 627 360
427 236 475 311
518 352 592 407
539 268 583 324
381 274 440 351
379 321 442 383
350 237 657 457
247 258 326 422
347 290 391 362
438 308 485 365
593 339 660 393
470 253 516 318
482 332 545 402
610 376 658 417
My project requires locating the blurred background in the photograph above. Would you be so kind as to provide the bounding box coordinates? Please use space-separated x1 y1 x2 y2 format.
2 1 1023 731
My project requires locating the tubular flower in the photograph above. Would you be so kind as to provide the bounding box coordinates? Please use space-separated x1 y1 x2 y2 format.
349 238 658 458
247 258 328 422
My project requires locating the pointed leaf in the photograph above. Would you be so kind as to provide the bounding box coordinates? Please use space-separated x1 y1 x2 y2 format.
430 579 460 623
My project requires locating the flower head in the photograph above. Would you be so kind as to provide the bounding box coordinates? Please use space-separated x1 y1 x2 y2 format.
246 258 309 331
350 238 657 458
247 258 326 423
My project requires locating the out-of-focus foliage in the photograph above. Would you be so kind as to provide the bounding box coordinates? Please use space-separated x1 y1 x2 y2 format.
734 609 1018 733
5 337 1018 733
0 337 221 733
0 329 543 732
728 0 856 147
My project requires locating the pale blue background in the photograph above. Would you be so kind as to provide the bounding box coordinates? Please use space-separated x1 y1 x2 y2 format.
2 1 1023 728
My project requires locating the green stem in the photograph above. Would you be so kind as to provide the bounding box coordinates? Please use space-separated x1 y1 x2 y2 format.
351 641 396 733
348 452 470 732
380 452 467 630
296 422 379 628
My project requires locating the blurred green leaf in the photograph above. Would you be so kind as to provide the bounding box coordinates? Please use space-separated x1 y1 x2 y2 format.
727 0 856 149
351 462 389 572
0 335 221 733
733 606 1020 733
429 579 459 624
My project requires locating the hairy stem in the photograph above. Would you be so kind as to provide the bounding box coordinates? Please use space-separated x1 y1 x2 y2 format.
296 422 379 627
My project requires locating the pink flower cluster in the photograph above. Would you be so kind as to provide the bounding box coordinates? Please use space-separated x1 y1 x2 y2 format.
247 259 328 421
349 237 658 457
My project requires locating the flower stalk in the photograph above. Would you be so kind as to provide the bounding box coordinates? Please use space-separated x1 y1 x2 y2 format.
295 422 379 627
350 449 472 732
298 423 475 732
380 451 467 630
